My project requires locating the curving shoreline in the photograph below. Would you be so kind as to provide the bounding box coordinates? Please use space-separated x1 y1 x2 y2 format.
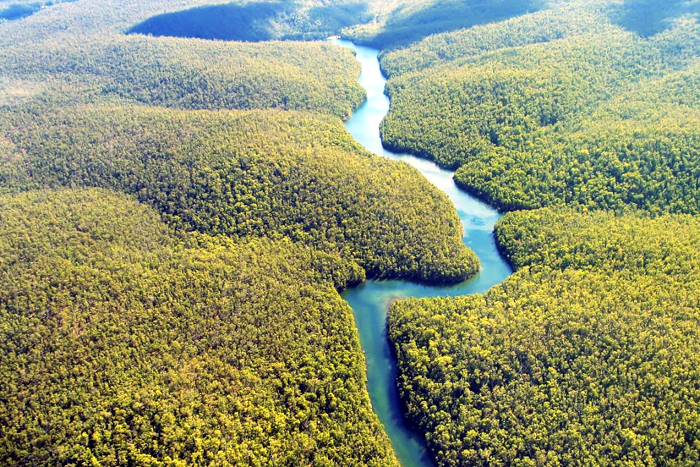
332 39 513 467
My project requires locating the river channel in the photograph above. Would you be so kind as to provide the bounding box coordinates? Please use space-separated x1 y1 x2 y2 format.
332 40 514 466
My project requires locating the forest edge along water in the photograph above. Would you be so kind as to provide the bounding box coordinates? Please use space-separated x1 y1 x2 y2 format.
331 40 514 467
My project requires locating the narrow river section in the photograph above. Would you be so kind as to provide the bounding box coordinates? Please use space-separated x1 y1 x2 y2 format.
332 40 514 466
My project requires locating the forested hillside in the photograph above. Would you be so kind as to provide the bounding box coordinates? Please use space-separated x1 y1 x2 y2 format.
0 189 398 465
0 35 365 119
389 209 700 465
378 2 603 76
0 0 368 119
378 1 700 464
0 104 477 283
379 1 700 213
4 0 700 465
0 0 485 464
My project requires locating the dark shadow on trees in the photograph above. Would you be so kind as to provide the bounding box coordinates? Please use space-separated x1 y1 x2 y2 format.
368 0 543 49
611 0 700 37
128 1 370 42
128 1 289 42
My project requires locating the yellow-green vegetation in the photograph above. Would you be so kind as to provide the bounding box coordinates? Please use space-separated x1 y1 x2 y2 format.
389 209 700 465
379 1 700 213
0 188 399 466
8 0 700 464
375 1 700 464
0 0 365 119
0 104 477 283
0 0 485 463
378 2 604 76
1 34 364 119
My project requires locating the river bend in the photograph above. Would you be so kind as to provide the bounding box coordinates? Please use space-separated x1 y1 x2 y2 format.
332 40 513 466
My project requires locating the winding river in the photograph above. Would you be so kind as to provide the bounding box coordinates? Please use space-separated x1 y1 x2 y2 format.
332 40 513 466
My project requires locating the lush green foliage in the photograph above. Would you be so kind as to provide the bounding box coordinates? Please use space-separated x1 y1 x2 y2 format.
1 34 364 119
379 2 700 213
454 105 700 213
389 209 700 465
10 0 700 465
0 0 370 119
0 1 487 462
381 2 700 464
378 3 603 77
344 0 542 49
610 0 700 37
0 188 399 466
0 104 477 283
496 208 700 275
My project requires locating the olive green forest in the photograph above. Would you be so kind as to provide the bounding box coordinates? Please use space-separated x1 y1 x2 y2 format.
0 105 476 283
0 0 486 464
380 0 700 213
0 189 394 465
2 0 700 465
0 0 369 119
390 209 700 465
377 0 700 465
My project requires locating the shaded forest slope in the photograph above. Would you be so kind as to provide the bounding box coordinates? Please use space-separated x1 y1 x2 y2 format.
379 1 700 213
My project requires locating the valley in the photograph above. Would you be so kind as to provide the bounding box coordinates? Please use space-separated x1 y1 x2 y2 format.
1 0 699 465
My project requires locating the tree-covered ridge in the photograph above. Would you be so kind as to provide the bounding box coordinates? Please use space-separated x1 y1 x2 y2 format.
451 64 700 213
496 208 700 274
0 105 477 284
0 0 369 41
378 0 700 76
379 3 700 213
0 188 399 466
379 2 605 77
1 34 364 119
381 18 700 167
0 0 374 119
388 209 700 465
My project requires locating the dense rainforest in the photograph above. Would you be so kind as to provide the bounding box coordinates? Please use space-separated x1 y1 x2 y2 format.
0 104 476 283
390 209 700 465
379 0 700 213
372 0 700 465
0 189 397 465
0 0 488 464
3 0 700 465
0 35 365 119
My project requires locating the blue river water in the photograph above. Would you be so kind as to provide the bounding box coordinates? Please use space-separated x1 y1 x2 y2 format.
332 40 514 466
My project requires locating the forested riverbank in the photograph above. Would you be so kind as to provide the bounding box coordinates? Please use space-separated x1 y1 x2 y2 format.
379 1 700 213
377 1 700 464
1 0 699 465
0 0 483 464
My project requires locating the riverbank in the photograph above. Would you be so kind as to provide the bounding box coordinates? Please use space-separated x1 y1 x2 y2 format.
333 39 513 467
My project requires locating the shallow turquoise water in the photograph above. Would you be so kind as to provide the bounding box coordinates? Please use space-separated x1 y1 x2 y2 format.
332 40 514 466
